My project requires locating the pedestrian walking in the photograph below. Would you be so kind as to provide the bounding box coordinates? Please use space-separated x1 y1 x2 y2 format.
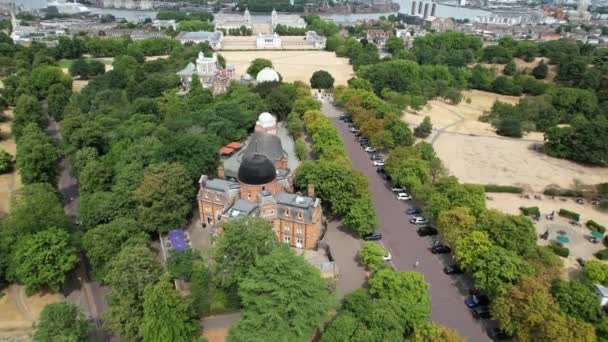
414 259 419 268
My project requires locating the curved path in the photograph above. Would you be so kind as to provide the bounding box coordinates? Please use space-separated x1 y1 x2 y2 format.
323 101 491 341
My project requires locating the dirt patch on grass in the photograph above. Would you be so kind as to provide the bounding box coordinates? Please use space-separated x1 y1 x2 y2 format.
478 57 558 81
0 109 22 217
402 90 608 192
220 50 354 86
0 286 63 338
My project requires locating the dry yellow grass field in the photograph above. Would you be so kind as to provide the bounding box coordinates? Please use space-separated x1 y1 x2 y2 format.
402 90 608 192
0 109 22 216
0 286 63 339
220 50 354 86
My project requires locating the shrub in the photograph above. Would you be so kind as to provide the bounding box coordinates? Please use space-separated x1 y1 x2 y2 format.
559 209 580 222
543 187 582 197
0 150 13 173
587 220 606 234
358 242 387 270
484 184 523 193
295 138 308 161
519 206 540 216
595 249 608 260
414 116 432 138
549 243 570 257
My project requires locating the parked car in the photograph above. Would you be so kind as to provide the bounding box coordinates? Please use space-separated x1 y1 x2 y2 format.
363 231 382 241
364 146 376 153
406 207 422 215
376 166 385 173
350 128 360 134
409 216 429 225
370 154 383 161
383 253 392 261
465 295 489 308
430 244 451 254
488 328 512 341
444 264 463 275
396 193 412 201
392 187 406 193
339 114 351 121
471 306 491 319
416 226 438 236
381 173 391 181
373 160 385 167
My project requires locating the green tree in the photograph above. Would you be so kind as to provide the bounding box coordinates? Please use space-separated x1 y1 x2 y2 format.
79 191 130 230
503 59 517 76
414 116 433 138
104 245 163 340
358 242 387 270
583 260 608 285
310 70 335 90
368 268 431 328
13 228 78 294
140 275 200 342
46 84 72 120
344 196 378 236
133 162 193 233
496 116 523 138
551 280 603 323
2 183 68 234
79 160 113 194
228 244 335 342
31 65 71 97
471 246 529 297
246 58 273 78
213 217 279 288
411 322 464 342
477 209 536 256
385 36 405 54
533 59 548 79
69 58 89 78
437 207 476 246
454 231 493 271
16 124 60 185
12 94 44 139
82 218 148 281
0 150 12 173
187 74 213 110
167 249 202 281
33 303 90 342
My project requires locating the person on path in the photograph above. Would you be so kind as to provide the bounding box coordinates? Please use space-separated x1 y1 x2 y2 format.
414 259 419 268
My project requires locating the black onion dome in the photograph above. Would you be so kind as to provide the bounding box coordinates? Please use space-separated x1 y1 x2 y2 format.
238 154 276 185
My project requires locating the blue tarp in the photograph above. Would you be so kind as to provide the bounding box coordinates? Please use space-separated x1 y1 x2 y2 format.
168 229 187 252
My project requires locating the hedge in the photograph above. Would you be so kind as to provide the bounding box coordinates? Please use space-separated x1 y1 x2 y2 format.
484 184 524 193
519 206 540 216
595 249 608 260
558 209 580 221
543 187 582 197
587 220 606 234
549 243 570 257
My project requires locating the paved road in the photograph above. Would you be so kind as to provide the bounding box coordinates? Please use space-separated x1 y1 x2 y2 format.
323 102 491 342
47 117 111 341
324 220 367 297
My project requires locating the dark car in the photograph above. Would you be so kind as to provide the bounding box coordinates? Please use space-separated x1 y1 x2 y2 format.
407 207 422 215
488 328 512 341
371 154 383 161
443 264 463 275
363 231 382 241
465 295 489 308
471 306 491 319
416 226 438 236
381 173 391 181
376 167 385 173
430 244 451 254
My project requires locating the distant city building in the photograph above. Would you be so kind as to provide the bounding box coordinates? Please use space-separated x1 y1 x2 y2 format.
176 52 235 95
213 9 252 31
367 29 392 47
424 16 455 32
256 33 282 49
152 19 177 31
102 0 153 10
103 28 168 40
271 8 306 30
305 31 326 48
198 112 323 250
176 31 224 49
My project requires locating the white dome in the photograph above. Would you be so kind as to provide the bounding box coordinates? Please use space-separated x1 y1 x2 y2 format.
257 112 276 128
256 67 280 83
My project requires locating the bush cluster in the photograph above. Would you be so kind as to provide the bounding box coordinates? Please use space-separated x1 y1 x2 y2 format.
550 243 570 257
587 220 606 234
558 209 580 222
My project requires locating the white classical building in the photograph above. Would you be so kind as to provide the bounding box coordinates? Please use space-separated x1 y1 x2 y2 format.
305 31 326 49
256 33 282 49
102 0 153 10
176 31 224 50
214 9 252 31
176 52 236 95
271 9 306 30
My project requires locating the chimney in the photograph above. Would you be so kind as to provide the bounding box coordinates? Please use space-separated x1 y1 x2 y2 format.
307 183 315 198
199 175 208 188
217 165 225 179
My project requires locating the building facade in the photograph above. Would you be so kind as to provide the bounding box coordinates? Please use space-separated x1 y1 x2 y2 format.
102 0 153 10
213 9 252 31
256 33 282 49
271 9 306 30
176 30 224 49
197 113 323 250
176 52 235 95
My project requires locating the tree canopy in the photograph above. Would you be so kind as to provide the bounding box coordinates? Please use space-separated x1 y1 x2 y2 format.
33 303 90 342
